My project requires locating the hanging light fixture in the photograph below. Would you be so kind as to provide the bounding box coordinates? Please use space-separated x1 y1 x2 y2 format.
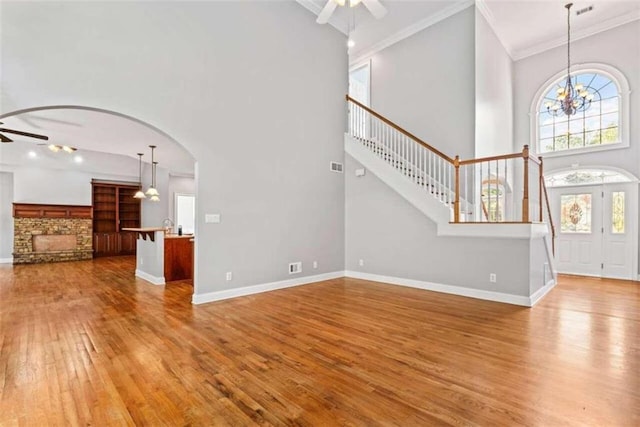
133 153 146 199
545 3 594 117
149 161 160 202
47 144 77 153
145 145 160 198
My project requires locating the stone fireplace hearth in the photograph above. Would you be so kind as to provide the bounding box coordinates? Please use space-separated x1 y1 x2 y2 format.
13 203 93 264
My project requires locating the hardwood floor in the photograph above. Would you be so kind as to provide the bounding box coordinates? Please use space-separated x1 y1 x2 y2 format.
0 258 638 426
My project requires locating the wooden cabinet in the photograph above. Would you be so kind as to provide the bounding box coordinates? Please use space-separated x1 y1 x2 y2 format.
93 232 118 256
164 236 194 282
92 180 141 257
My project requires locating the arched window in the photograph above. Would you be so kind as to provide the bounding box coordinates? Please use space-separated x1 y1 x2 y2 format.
544 168 635 188
533 64 629 156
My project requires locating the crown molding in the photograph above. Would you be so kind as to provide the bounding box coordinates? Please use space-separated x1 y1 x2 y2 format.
475 0 514 60
349 0 475 66
512 10 640 61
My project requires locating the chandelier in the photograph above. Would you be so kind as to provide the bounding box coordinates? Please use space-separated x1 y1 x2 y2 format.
545 3 594 117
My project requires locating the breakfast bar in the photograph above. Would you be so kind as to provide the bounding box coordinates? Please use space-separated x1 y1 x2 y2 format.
123 227 194 285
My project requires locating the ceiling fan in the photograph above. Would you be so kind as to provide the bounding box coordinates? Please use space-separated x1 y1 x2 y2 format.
316 0 387 24
0 122 49 143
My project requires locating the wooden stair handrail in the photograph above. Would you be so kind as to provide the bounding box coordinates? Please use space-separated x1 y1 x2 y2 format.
481 199 490 222
346 95 455 164
459 152 523 166
344 95 551 228
541 177 556 255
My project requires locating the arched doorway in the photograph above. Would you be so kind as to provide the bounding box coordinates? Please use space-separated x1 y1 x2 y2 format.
546 168 638 279
0 106 198 292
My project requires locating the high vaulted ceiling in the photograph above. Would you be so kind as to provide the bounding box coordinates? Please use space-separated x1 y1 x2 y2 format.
2 0 638 175
0 108 195 176
298 0 640 61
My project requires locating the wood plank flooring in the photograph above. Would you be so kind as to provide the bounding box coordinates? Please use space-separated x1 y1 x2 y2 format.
0 257 638 426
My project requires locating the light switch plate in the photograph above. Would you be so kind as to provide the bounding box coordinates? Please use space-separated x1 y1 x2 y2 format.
205 214 220 223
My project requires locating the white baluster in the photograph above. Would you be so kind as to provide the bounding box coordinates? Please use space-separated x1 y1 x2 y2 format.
495 159 500 222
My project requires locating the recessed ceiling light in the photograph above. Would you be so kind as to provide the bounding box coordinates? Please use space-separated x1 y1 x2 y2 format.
28 150 37 158
74 155 83 163
347 39 355 48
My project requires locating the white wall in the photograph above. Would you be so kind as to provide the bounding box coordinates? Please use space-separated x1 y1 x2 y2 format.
475 9 514 158
368 6 476 159
1 2 347 296
0 172 14 261
6 167 137 205
345 154 535 298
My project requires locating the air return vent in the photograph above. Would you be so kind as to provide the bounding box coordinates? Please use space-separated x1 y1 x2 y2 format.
576 5 593 15
288 262 302 274
330 161 343 173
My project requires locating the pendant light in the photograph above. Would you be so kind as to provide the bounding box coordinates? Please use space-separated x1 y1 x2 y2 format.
149 161 160 202
133 153 146 199
145 145 160 197
545 3 594 116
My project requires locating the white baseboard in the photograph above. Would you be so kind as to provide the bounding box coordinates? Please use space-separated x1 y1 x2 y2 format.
529 279 557 306
0 257 13 264
135 269 165 285
192 271 344 305
345 270 540 307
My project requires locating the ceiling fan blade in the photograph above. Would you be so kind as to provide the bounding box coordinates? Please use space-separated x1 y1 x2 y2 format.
316 0 338 24
0 133 13 143
362 0 387 19
0 127 49 140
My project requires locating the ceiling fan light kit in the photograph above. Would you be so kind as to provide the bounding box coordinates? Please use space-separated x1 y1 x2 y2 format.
316 0 386 24
46 144 77 153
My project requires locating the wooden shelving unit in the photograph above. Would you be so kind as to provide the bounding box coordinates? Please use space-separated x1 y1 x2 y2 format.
91 180 141 257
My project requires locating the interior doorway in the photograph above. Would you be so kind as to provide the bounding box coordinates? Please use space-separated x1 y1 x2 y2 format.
547 169 638 280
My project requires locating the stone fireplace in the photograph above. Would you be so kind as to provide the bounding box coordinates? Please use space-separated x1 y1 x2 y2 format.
13 203 93 264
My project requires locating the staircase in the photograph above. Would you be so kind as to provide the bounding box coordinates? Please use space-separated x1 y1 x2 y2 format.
345 95 558 290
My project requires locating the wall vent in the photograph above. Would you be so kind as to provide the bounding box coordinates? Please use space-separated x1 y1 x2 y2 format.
288 261 302 274
576 5 593 15
330 161 343 173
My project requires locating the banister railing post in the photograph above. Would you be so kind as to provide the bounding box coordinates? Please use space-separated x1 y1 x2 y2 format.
538 156 544 222
454 155 460 223
522 145 529 223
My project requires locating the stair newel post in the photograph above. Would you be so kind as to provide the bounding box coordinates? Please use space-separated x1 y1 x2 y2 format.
345 94 350 136
522 145 530 223
454 156 460 223
538 156 544 222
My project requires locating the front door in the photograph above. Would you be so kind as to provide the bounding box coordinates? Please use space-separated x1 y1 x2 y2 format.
602 183 636 279
551 183 637 279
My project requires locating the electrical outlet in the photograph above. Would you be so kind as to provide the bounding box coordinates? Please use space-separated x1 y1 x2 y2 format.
359 259 364 267
140 259 144 266
489 273 497 283
226 272 232 281
313 261 318 269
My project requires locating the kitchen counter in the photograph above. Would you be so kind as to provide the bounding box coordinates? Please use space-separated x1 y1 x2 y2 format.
123 228 194 284
122 227 165 242
164 235 194 282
